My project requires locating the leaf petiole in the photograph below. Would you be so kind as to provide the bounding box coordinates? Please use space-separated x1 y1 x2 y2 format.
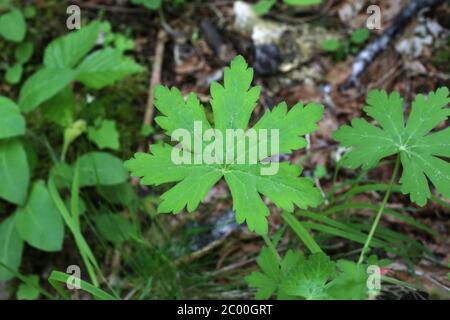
262 234 282 263
358 155 401 264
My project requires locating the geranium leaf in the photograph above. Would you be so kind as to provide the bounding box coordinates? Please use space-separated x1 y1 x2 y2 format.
125 55 323 235
334 87 450 206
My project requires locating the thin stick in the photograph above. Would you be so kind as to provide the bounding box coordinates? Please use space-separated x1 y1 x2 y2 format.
142 29 167 130
358 155 401 264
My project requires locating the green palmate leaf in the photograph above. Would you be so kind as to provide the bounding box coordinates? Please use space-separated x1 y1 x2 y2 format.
0 215 24 280
17 275 40 300
0 9 26 42
19 68 76 113
0 139 29 205
0 97 26 139
87 119 120 150
246 249 336 300
333 87 450 206
326 260 368 300
246 249 368 300
75 48 144 89
15 180 64 252
126 56 323 235
126 145 223 213
44 21 100 69
281 252 336 299
77 152 128 187
210 57 261 133
244 247 284 299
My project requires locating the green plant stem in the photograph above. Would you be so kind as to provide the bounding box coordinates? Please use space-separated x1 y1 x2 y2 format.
358 155 400 264
262 234 282 263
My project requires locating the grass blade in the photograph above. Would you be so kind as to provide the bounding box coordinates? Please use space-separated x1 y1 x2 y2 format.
48 271 118 300
282 211 323 254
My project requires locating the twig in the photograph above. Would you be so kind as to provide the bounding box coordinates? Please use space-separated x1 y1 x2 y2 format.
142 29 167 130
175 236 228 266
200 18 229 61
208 257 257 277
158 7 187 39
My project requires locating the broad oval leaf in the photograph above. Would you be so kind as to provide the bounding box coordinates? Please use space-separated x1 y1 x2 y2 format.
0 215 24 281
0 139 29 205
19 68 76 113
15 180 64 252
77 152 128 187
0 96 26 139
44 20 100 69
75 48 144 89
0 9 26 42
15 42 34 64
5 63 23 84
